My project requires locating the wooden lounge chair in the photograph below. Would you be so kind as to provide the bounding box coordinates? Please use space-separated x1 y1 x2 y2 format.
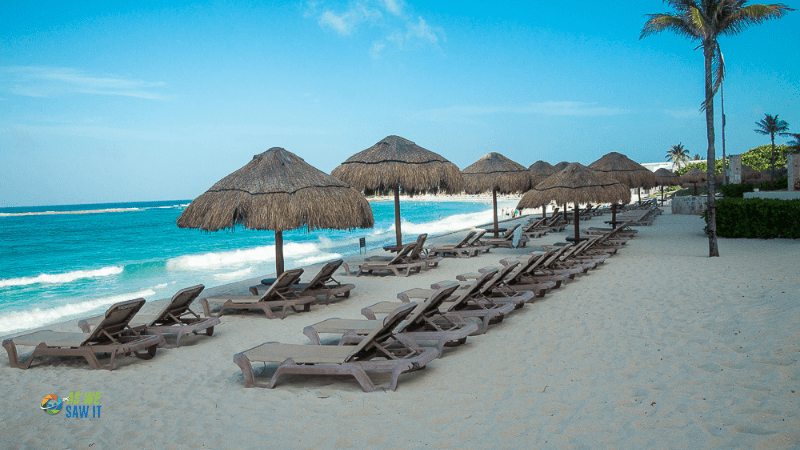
427 231 479 258
405 234 443 269
405 261 537 308
303 284 479 353
342 244 426 277
250 260 355 305
3 299 165 370
232 303 440 392
78 285 219 348
200 268 315 319
454 254 559 299
361 269 515 335
478 224 528 248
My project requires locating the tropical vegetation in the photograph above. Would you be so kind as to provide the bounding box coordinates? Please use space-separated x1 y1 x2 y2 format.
754 114 790 179
641 0 793 257
666 143 690 169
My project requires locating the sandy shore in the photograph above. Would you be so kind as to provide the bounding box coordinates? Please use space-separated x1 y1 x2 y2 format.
1 209 798 449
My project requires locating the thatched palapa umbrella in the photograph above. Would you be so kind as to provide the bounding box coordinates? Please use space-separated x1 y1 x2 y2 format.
681 168 707 196
553 161 572 171
462 152 536 237
589 152 656 228
654 168 679 203
177 147 374 275
331 135 462 247
517 163 630 242
529 161 558 219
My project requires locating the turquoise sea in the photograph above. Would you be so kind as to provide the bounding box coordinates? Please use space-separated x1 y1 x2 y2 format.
0 198 512 334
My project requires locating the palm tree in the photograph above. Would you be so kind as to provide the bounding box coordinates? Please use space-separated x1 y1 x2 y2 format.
692 153 702 161
641 1 793 258
783 132 800 151
755 114 790 178
666 143 690 169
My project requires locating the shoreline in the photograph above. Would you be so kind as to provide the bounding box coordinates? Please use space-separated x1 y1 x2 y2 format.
2 208 798 448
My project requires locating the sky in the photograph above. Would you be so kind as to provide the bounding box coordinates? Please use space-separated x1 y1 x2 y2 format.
1 0 798 207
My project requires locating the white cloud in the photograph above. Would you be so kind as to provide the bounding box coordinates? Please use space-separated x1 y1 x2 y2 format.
317 2 382 35
369 41 386 59
381 0 404 15
406 17 440 45
309 1 443 56
2 66 167 100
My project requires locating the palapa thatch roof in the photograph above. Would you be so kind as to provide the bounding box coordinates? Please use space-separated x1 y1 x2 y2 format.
461 152 535 194
654 168 679 186
177 147 374 232
680 168 707 184
516 163 631 209
331 135 462 194
553 161 571 171
588 152 657 188
529 160 557 179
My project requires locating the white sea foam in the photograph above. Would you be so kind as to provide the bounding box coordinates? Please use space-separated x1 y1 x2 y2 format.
296 253 342 266
212 267 255 280
0 289 156 334
0 266 124 288
166 242 322 271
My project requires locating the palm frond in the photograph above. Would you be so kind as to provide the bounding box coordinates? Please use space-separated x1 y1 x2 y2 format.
721 4 795 35
640 13 700 39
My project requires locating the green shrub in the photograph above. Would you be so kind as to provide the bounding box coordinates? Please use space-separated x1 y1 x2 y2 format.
718 183 754 198
705 198 800 238
759 176 789 191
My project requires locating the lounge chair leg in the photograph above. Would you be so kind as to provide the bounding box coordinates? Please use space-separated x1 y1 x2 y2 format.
260 305 277 319
347 366 382 392
234 354 267 388
133 344 158 360
206 326 214 336
2 340 32 369
302 327 321 345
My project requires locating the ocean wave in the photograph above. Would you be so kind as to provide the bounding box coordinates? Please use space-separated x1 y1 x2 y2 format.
0 208 141 217
296 253 343 266
0 289 156 334
212 267 255 280
0 266 124 288
165 241 323 271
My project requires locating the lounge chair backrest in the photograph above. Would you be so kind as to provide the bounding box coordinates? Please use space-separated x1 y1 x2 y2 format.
453 231 476 248
407 234 428 261
260 268 305 300
542 245 569 267
83 298 147 345
514 252 543 277
502 224 520 239
447 268 498 310
148 285 205 326
389 243 416 265
400 283 461 329
301 260 343 290
468 230 487 245
481 261 519 294
346 302 418 362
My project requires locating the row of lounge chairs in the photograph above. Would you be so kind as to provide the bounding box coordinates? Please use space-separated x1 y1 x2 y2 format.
233 225 635 391
3 213 644 391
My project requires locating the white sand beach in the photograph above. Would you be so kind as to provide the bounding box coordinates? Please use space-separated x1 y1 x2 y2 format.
1 209 798 449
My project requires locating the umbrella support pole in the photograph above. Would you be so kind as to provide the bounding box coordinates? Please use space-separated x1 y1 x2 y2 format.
492 188 499 238
275 230 284 276
637 187 641 204
394 186 402 247
574 205 580 242
611 203 617 229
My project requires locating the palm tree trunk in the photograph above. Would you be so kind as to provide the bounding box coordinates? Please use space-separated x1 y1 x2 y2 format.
770 135 776 180
703 40 720 257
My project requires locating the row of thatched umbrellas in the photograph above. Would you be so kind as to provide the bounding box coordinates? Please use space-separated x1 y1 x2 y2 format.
177 136 663 275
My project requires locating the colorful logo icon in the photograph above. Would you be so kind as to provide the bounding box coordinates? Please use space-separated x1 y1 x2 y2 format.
41 395 63 415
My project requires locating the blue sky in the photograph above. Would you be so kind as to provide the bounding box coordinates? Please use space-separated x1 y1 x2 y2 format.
1 1 798 207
